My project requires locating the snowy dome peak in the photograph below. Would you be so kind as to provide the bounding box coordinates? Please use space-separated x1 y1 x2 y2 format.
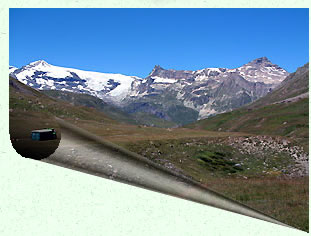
28 60 50 67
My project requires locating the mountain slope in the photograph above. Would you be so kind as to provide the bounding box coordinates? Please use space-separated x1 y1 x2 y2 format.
41 90 176 128
186 63 309 148
249 63 309 108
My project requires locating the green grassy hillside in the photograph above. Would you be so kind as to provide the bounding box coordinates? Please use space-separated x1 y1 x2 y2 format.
188 98 308 136
42 90 177 128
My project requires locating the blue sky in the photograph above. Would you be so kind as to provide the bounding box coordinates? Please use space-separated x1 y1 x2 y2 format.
10 8 309 77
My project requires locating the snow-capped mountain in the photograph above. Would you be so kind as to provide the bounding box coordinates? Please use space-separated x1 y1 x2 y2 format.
10 60 141 104
10 57 289 125
125 57 289 120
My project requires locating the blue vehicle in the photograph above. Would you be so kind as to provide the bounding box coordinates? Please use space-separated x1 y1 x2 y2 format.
31 128 57 141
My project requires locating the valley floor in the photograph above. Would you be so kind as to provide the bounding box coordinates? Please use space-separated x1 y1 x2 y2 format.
69 118 309 232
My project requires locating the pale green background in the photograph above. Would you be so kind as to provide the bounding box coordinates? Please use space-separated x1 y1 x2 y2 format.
0 1 309 235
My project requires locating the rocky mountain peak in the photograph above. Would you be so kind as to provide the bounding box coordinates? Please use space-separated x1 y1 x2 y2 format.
245 57 273 67
232 57 289 85
243 57 285 71
149 65 165 76
253 56 270 63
